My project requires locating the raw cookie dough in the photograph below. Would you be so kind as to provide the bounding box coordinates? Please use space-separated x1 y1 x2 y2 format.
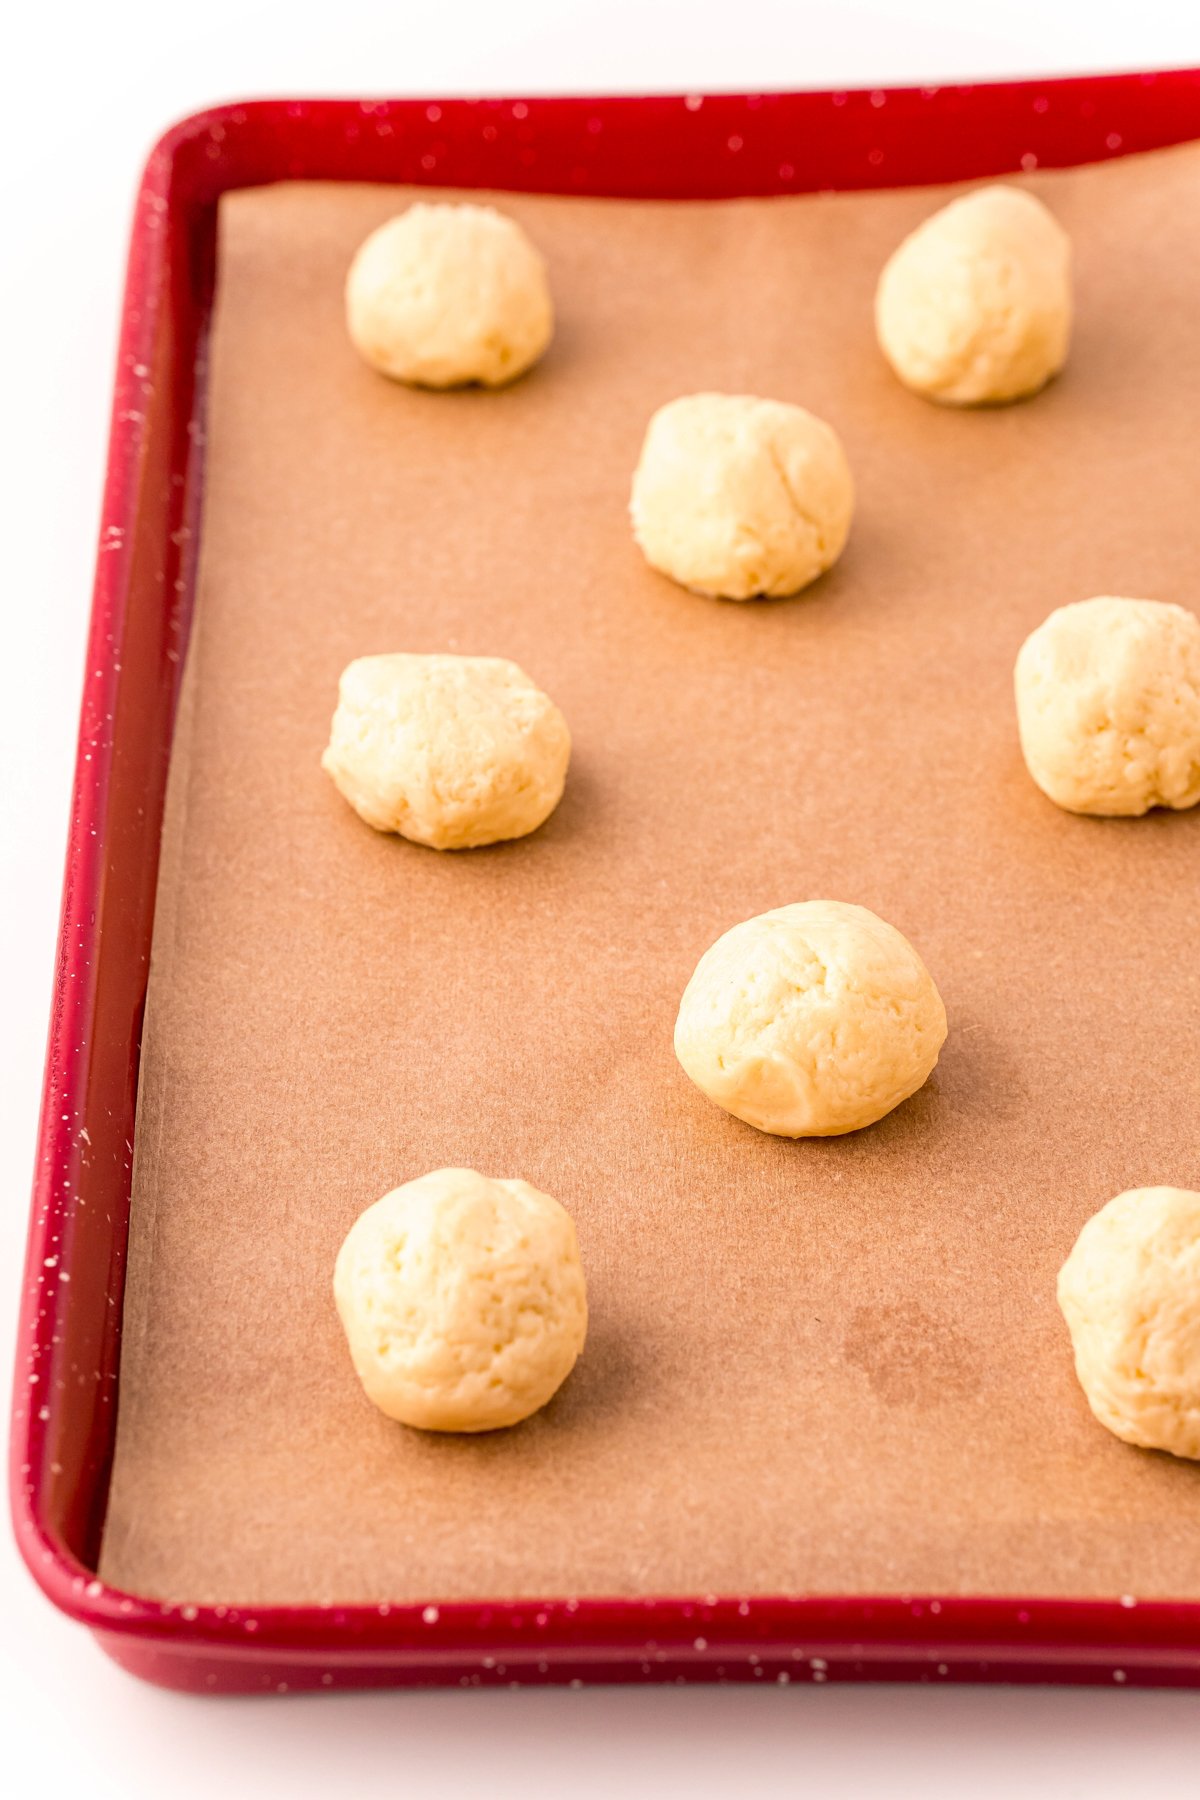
629 393 854 599
1014 597 1200 816
674 900 947 1137
334 1168 588 1432
1058 1187 1200 1460
345 202 554 387
322 652 570 849
875 185 1071 405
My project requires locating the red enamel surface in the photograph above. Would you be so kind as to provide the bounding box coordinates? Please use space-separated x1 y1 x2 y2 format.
11 73 1200 1693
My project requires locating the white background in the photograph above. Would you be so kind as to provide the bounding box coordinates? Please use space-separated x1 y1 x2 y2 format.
3 2 1199 1793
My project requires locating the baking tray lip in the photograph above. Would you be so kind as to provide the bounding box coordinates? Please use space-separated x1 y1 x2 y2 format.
14 1491 1200 1670
13 71 1200 1681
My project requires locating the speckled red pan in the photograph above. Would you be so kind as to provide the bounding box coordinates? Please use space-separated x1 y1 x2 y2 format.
12 76 1200 1693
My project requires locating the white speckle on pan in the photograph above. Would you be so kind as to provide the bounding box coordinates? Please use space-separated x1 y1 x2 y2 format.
684 95 703 112
727 135 743 153
1113 1669 1127 1683
512 101 529 120
422 1605 439 1624
869 90 886 108
831 92 847 107
694 1637 707 1651
1021 152 1038 171
1107 132 1123 151
378 1602 391 1616
777 1671 790 1684
181 1605 198 1621
43 1257 57 1269
37 1407 50 1422
569 1678 583 1690
1120 1595 1137 1609
937 1663 949 1676
737 1600 750 1617
244 1618 258 1632
426 104 442 123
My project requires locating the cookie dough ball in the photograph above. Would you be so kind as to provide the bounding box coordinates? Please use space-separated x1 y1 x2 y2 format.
345 202 553 387
876 185 1071 405
674 901 947 1137
1058 1188 1200 1460
334 1169 588 1432
1015 597 1200 816
322 653 570 849
629 393 854 600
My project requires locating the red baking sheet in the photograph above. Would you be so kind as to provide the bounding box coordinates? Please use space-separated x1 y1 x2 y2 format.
12 74 1200 1694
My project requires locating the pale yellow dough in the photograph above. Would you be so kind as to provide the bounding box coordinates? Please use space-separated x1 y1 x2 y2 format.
629 393 854 600
875 185 1071 405
1058 1188 1200 1461
1014 597 1200 816
334 1168 588 1433
345 202 554 387
674 901 947 1137
322 653 570 849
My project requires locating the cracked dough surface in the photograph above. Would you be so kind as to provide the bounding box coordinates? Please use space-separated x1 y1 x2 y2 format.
345 202 554 388
875 185 1071 405
333 1168 588 1433
629 393 854 599
1015 596 1200 816
1058 1187 1200 1461
322 652 570 849
674 900 947 1137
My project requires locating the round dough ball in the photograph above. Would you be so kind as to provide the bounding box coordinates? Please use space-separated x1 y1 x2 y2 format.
629 393 854 600
674 900 947 1137
1058 1187 1200 1460
334 1169 587 1432
875 185 1071 405
345 202 554 387
1014 597 1200 816
322 652 570 849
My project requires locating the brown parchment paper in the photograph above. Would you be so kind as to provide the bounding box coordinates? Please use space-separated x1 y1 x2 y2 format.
100 145 1200 1607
